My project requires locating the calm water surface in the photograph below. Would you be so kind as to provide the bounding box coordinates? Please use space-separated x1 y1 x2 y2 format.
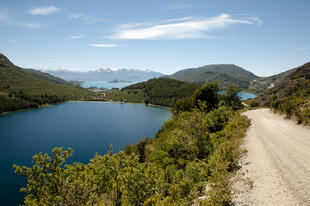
238 92 257 100
82 81 137 89
0 102 171 205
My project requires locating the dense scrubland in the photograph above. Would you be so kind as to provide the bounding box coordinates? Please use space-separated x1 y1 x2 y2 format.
14 83 250 206
0 54 93 113
247 62 310 125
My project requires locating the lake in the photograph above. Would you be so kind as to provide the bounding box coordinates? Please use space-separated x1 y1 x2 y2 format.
0 102 171 205
238 92 257 100
82 81 137 89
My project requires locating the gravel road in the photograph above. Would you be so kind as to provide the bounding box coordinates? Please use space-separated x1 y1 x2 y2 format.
233 108 310 206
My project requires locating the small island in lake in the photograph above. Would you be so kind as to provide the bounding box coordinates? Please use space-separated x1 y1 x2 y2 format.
108 79 132 83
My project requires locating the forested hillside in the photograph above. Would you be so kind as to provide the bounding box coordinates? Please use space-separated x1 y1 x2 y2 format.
168 64 258 90
249 62 310 125
106 78 200 107
0 54 93 113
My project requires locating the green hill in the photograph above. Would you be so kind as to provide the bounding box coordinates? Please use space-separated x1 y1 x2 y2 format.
0 53 93 113
248 68 297 93
168 64 258 90
106 78 200 107
251 62 310 125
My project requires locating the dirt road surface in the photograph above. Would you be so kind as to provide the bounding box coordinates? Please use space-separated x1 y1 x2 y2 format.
233 108 310 206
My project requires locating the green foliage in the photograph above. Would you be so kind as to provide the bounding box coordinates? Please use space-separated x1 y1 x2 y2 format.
204 106 231 133
172 98 194 114
192 83 219 112
222 85 243 111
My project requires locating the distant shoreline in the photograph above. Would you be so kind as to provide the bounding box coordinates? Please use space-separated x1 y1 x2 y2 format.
0 100 171 116
69 100 171 110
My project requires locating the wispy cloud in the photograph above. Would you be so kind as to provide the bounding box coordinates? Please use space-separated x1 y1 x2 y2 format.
18 22 43 28
0 11 9 21
29 6 60 15
247 17 263 26
68 14 108 24
0 10 44 28
88 44 119 48
109 14 260 40
68 14 83 19
68 33 85 39
296 47 309 50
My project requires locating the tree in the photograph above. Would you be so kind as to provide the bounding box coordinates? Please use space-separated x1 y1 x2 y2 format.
172 98 193 114
223 85 242 110
192 83 219 112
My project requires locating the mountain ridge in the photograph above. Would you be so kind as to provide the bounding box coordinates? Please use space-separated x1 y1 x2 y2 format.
42 68 164 82
168 64 258 90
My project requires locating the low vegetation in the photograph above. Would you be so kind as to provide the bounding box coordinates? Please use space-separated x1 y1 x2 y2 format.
0 54 94 113
14 82 250 205
248 62 310 125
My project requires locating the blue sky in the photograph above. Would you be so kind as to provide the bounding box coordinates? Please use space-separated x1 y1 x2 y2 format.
0 0 309 76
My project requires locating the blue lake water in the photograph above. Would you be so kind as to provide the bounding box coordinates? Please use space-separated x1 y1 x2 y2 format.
238 92 257 100
218 91 257 100
82 81 137 89
0 102 171 205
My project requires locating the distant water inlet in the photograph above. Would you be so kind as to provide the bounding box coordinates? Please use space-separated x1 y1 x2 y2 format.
218 91 257 100
82 81 137 89
0 102 171 205
238 92 257 100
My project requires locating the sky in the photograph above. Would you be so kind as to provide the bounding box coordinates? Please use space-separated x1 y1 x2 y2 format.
0 0 309 76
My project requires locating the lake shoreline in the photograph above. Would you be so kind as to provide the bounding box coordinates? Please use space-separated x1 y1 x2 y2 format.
0 100 171 116
69 100 172 110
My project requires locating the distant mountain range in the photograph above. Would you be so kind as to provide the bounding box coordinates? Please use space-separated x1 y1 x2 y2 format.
42 68 164 82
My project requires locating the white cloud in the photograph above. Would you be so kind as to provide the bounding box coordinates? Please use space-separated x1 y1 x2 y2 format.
68 14 108 24
248 17 263 26
68 14 83 19
29 6 60 15
18 22 43 28
109 14 260 40
68 33 85 39
296 47 309 50
88 44 119 48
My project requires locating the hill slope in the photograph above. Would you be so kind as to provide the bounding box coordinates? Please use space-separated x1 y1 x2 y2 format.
168 64 258 90
248 68 297 93
0 54 93 113
106 78 200 107
252 62 310 124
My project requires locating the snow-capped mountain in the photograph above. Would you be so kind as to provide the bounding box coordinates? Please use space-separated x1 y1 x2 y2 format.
41 68 164 82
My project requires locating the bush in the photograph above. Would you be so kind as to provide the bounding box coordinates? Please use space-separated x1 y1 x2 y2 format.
192 83 219 112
